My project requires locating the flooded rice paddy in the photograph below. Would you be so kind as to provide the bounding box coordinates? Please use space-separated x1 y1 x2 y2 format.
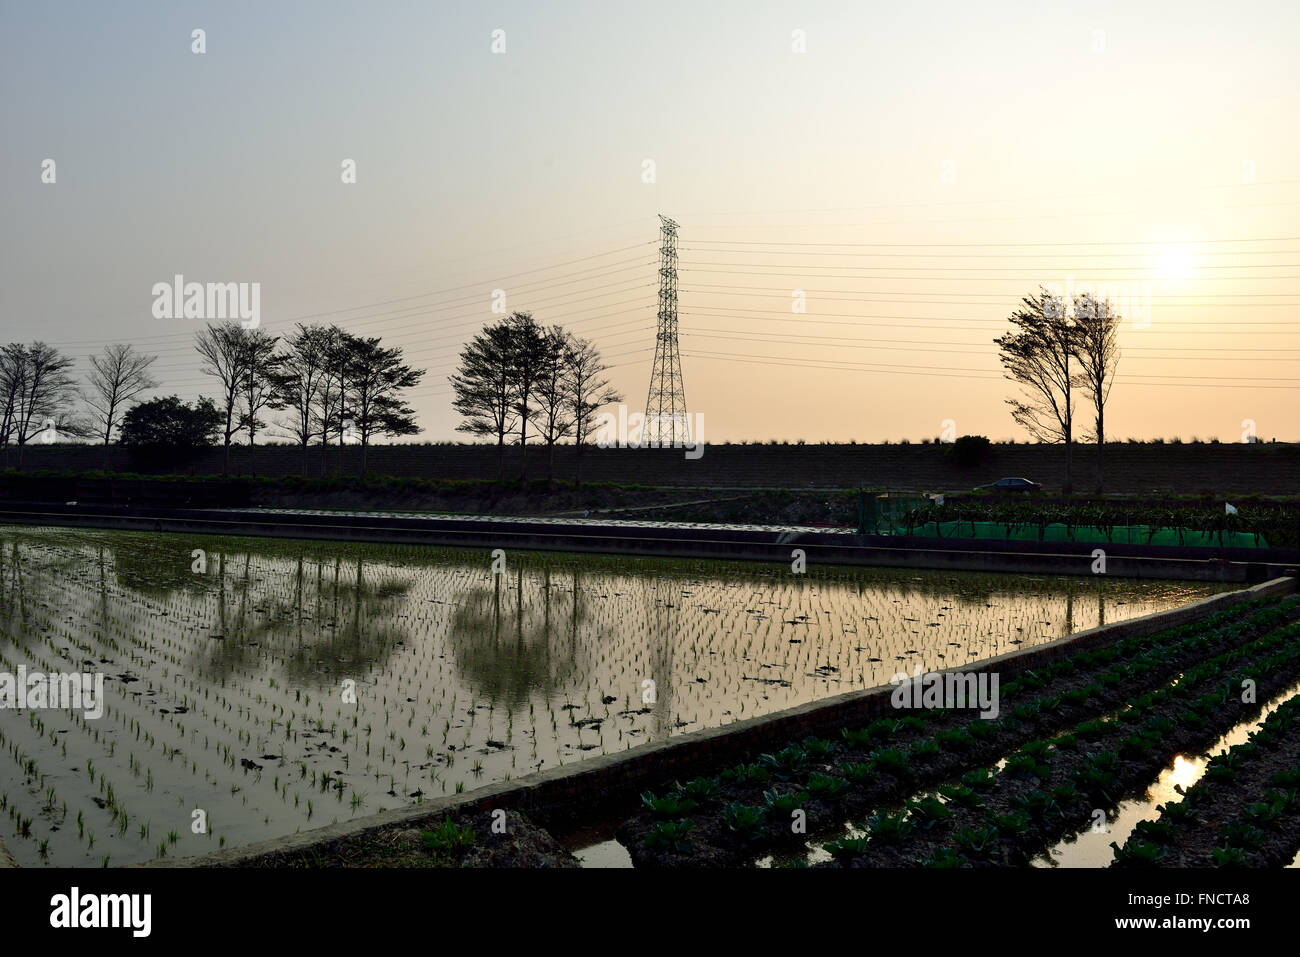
0 526 1226 867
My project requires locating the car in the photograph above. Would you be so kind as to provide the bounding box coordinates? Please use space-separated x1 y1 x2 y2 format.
974 477 1042 494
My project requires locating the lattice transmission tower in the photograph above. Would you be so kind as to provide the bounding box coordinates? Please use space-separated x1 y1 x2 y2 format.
644 214 690 445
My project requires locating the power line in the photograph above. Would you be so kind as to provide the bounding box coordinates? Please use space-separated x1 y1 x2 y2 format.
683 235 1300 249
682 350 1300 389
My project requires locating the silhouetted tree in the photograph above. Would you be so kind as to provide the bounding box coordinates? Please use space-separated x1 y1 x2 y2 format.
195 323 253 476
995 288 1078 493
450 320 518 479
565 333 621 487
272 324 332 476
504 312 550 482
85 343 159 468
341 334 425 475
531 325 573 483
119 395 222 471
235 328 284 474
1073 292 1122 492
0 342 80 468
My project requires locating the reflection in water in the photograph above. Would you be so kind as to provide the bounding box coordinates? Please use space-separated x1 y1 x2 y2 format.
451 567 590 707
0 525 1228 868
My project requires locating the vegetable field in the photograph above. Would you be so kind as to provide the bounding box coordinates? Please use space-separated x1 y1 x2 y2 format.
617 592 1300 868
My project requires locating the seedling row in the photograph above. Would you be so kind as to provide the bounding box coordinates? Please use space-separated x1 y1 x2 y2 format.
618 593 1299 866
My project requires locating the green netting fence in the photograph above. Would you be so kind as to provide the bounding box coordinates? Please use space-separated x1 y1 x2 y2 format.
877 520 1266 548
856 493 1270 548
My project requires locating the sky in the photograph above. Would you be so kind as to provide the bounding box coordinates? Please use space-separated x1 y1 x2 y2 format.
2 0 1299 444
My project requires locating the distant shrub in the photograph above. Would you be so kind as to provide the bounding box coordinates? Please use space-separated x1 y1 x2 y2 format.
945 435 992 468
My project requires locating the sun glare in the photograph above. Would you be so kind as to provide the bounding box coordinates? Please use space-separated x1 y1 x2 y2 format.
1156 245 1196 281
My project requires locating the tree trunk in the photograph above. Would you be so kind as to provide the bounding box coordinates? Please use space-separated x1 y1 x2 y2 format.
1096 408 1105 493
518 417 528 483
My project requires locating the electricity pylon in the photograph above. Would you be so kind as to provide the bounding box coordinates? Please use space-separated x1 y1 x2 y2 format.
644 214 689 445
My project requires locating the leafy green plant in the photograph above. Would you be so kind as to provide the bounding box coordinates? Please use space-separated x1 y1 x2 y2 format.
937 784 985 809
677 777 720 803
1210 846 1249 868
868 748 912 781
760 746 809 780
823 836 869 863
641 790 699 818
953 825 999 857
1269 768 1300 789
1010 788 1059 822
911 739 941 759
1111 839 1167 866
721 802 766 840
905 796 952 828
724 762 772 786
643 819 694 852
991 810 1032 834
923 847 968 868
1005 752 1050 780
866 811 914 845
842 762 874 784
1219 820 1267 849
1130 818 1175 845
935 727 975 751
961 767 996 790
801 737 835 760
806 773 850 801
763 789 810 818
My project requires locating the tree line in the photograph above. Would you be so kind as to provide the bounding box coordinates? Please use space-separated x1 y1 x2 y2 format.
2 289 1119 487
0 323 424 476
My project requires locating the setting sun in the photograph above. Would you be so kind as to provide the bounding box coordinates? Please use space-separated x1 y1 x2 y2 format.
1156 245 1197 281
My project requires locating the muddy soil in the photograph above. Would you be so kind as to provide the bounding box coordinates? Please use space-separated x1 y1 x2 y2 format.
227 809 579 868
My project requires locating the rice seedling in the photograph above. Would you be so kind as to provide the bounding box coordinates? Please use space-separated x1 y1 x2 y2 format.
420 815 475 854
0 526 1224 866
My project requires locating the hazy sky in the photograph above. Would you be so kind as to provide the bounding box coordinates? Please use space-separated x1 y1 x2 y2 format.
3 0 1299 444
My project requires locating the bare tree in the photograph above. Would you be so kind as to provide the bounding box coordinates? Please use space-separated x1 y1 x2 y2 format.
531 325 574 483
1 343 80 468
236 328 284 474
86 343 159 468
0 343 26 465
450 320 518 479
273 324 331 476
994 288 1078 493
195 323 252 476
1073 292 1121 492
565 333 621 487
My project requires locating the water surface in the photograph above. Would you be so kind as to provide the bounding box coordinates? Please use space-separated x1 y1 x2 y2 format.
0 526 1225 866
